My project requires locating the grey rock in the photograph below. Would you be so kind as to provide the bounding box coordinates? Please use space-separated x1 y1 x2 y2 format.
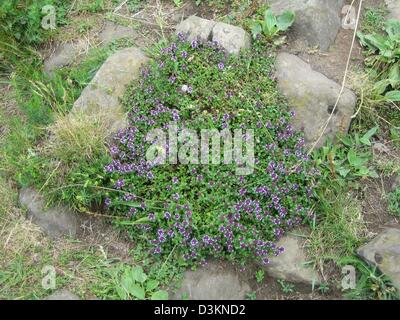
72 47 149 132
269 0 345 51
173 261 250 300
176 15 216 43
19 188 78 239
176 16 251 55
98 21 136 44
264 233 320 285
46 289 80 300
390 175 400 192
44 42 80 73
211 22 251 55
275 52 356 148
385 0 400 20
44 22 136 74
357 228 400 292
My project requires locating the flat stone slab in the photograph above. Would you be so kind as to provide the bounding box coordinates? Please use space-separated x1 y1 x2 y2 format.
212 22 251 55
176 15 216 43
385 0 400 20
44 22 137 74
357 228 400 292
173 261 250 300
98 21 136 44
264 233 320 285
176 16 251 55
72 47 149 132
275 52 356 148
44 42 82 73
269 0 345 51
19 188 78 239
45 289 80 300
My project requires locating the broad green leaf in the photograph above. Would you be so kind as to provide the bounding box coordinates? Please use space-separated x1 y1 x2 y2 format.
121 274 135 296
381 49 395 59
264 9 277 34
386 19 400 41
363 34 390 52
360 127 378 146
276 10 295 31
151 290 169 300
347 149 368 167
116 286 128 300
129 283 145 300
131 266 147 284
146 279 159 291
385 90 400 101
373 79 390 94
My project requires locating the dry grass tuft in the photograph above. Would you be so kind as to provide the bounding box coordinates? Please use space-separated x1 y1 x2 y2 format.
306 191 368 281
45 110 111 164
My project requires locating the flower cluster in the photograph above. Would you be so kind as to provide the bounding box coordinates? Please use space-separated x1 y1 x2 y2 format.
103 35 317 266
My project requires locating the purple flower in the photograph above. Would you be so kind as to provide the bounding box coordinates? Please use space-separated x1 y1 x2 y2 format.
172 193 180 201
190 238 199 247
167 230 175 237
164 211 171 220
177 32 185 42
110 145 119 155
114 179 125 189
191 39 198 48
168 76 176 84
154 246 162 254
104 198 111 207
218 62 224 70
181 51 188 58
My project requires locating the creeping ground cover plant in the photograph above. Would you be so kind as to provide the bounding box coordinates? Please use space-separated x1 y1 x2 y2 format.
102 35 318 267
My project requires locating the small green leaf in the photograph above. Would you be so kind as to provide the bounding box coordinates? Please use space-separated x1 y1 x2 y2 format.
337 167 351 178
360 127 378 146
151 290 169 300
146 279 159 291
368 169 379 178
341 136 353 147
388 64 400 88
385 90 400 102
131 266 147 284
251 22 262 39
355 166 370 177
